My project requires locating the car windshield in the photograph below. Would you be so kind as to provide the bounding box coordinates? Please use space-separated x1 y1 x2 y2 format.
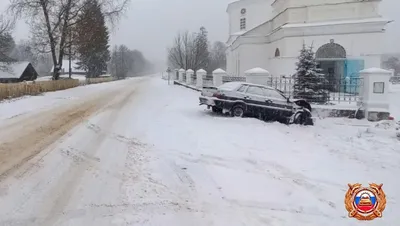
275 89 289 99
218 82 242 90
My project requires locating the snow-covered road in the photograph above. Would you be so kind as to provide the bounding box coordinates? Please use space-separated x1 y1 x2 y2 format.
0 75 399 226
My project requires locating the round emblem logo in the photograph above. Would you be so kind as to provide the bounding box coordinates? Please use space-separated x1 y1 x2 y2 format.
241 8 246 14
345 183 386 221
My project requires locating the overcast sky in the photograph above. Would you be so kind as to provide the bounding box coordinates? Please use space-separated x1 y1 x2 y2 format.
1 0 399 66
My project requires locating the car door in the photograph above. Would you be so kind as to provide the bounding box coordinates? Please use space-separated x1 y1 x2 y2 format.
243 85 267 114
262 88 293 117
230 84 249 100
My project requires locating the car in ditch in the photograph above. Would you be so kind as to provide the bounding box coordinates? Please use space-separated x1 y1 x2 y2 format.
199 82 314 125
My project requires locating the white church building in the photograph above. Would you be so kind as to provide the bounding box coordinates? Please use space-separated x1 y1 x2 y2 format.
225 0 391 80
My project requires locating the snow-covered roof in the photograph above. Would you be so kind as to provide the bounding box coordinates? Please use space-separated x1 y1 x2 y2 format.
196 69 206 73
281 18 391 29
0 62 31 79
232 31 247 36
228 15 390 47
245 67 270 74
178 68 185 72
186 69 194 73
213 68 226 74
53 60 85 73
360 68 392 74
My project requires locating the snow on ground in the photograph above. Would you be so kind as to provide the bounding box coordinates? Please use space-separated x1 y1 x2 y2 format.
0 75 399 225
36 74 87 81
36 74 112 81
0 77 143 121
122 78 400 225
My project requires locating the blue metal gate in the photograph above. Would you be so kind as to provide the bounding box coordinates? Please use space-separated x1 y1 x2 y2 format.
344 59 364 94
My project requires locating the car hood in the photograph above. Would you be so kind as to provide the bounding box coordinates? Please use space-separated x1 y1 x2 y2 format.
291 99 312 111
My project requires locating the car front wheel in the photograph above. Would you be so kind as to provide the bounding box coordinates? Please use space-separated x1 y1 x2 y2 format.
212 106 222 113
231 105 245 117
293 111 314 126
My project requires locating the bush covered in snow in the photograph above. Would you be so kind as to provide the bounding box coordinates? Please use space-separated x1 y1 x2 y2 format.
374 120 400 140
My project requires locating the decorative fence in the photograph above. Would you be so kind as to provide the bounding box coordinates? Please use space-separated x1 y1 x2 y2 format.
390 76 400 84
260 77 363 104
222 76 246 83
174 68 368 104
0 77 117 101
180 74 363 104
0 79 80 101
203 74 214 87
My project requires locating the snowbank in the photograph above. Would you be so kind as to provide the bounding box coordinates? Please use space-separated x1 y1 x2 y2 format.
244 67 270 74
360 68 391 73
213 69 226 74
36 74 87 81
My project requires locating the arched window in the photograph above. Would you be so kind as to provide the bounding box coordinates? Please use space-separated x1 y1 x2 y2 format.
275 48 280 57
240 18 246 30
316 42 346 59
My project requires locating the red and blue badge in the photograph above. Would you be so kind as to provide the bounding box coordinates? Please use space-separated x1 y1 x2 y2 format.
345 183 386 221
354 190 377 213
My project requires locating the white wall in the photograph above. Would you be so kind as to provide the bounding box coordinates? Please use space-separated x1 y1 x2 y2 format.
269 33 384 76
228 29 385 77
228 0 273 35
271 0 381 31
269 58 297 77
306 1 381 22
283 32 386 58
226 0 386 77
236 43 269 77
273 0 381 20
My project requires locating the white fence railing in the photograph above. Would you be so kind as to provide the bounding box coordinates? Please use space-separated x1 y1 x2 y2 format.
390 76 400 84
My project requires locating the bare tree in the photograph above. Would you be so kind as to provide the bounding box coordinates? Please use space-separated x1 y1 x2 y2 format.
110 45 153 78
167 27 210 71
10 40 38 65
9 0 130 80
168 30 191 70
0 15 16 72
383 56 400 76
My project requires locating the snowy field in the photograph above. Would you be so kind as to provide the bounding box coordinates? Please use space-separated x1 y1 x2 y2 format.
0 75 399 226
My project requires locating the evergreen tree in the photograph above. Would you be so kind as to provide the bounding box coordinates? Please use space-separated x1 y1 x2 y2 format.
192 27 209 71
75 0 110 78
293 44 329 103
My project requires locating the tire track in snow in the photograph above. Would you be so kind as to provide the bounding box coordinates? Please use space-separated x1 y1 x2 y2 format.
174 152 340 217
0 79 147 182
0 101 99 181
37 87 140 226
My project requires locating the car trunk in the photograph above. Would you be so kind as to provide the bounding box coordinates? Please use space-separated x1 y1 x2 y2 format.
201 86 218 97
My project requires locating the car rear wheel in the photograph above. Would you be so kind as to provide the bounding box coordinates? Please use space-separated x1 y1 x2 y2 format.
231 105 245 117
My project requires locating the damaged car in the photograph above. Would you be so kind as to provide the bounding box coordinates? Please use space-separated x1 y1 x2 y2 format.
199 82 314 125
